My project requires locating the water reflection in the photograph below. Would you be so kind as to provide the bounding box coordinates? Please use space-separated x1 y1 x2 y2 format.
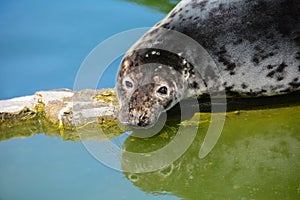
121 106 300 200
1 105 299 199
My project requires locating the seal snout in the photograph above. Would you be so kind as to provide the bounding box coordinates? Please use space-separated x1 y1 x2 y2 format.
129 110 149 127
119 106 156 128
119 103 161 128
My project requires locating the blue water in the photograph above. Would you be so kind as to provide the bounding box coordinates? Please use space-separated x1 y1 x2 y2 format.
0 1 180 199
0 0 163 99
0 135 180 200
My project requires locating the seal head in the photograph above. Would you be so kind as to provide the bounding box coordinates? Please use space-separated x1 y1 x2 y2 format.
117 48 191 127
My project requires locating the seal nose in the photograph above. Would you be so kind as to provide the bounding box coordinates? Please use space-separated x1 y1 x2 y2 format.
136 120 148 127
132 111 141 119
118 109 150 127
132 111 149 127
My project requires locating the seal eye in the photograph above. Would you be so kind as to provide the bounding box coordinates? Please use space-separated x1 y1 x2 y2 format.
157 86 168 95
125 81 133 89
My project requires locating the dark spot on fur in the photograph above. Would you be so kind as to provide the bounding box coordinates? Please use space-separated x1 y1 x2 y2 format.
217 46 236 73
227 63 236 71
219 3 224 10
189 68 195 76
294 77 299 82
246 90 257 97
289 81 300 88
266 64 275 69
183 68 188 75
191 81 199 88
277 76 284 81
261 52 275 60
267 70 275 78
241 83 248 89
280 88 292 93
220 57 235 70
170 11 177 18
225 85 234 92
298 65 300 71
252 56 259 65
296 52 300 60
266 62 288 80
162 22 170 29
199 0 208 9
276 62 287 73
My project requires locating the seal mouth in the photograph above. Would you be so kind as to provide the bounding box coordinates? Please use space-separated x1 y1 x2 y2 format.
118 105 166 129
119 120 154 128
118 111 167 138
118 114 158 128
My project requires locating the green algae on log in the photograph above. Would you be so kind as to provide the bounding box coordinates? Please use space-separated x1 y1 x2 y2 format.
0 88 124 141
0 88 118 128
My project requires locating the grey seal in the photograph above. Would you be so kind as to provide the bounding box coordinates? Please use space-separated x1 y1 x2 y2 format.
116 0 300 127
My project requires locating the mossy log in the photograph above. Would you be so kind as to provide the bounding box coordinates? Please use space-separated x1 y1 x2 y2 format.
0 89 125 141
0 89 118 126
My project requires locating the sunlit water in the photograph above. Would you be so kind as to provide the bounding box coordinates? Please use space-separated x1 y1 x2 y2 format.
0 0 179 199
0 1 300 200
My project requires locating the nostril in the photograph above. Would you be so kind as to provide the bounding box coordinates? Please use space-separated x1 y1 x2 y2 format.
137 121 147 127
132 112 141 119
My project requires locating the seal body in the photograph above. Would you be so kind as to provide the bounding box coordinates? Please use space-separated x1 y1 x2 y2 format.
117 0 300 127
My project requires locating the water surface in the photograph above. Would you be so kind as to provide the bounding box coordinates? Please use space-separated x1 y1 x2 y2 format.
0 1 178 199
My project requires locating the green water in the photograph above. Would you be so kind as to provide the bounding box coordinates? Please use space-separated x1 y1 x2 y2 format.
1 105 299 199
123 106 300 199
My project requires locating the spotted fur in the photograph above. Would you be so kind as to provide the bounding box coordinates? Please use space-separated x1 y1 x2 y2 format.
117 0 300 127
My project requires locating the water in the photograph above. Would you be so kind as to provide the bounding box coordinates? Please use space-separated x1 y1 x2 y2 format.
1 0 300 200
0 134 181 200
0 0 165 99
0 0 178 199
